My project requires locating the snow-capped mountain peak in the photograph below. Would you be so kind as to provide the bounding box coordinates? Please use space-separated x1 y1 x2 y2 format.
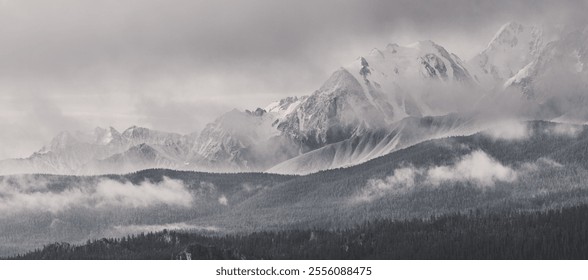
351 39 474 85
468 22 543 90
94 126 121 145
121 125 145 138
504 25 588 119
487 22 525 49
264 96 305 124
37 131 76 154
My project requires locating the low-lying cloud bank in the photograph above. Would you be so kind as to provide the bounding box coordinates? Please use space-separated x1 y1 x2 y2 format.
0 176 193 214
427 151 517 186
358 150 522 201
482 121 584 141
545 122 584 137
483 121 532 140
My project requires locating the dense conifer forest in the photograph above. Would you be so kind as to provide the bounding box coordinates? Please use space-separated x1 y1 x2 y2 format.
10 204 588 260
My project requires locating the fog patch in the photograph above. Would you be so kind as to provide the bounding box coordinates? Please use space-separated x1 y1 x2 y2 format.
242 183 267 192
0 176 193 214
357 150 518 202
427 150 518 186
545 123 583 137
0 175 52 192
218 195 228 206
536 157 564 168
483 121 531 140
356 167 421 202
520 157 564 172
94 178 192 208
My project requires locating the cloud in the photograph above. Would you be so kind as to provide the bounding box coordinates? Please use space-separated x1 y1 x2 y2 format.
135 98 231 135
545 123 584 137
0 97 87 159
94 178 193 208
481 121 584 142
242 183 268 193
218 195 228 206
0 176 193 214
426 150 518 186
358 150 518 201
482 121 532 140
357 167 421 201
520 157 564 173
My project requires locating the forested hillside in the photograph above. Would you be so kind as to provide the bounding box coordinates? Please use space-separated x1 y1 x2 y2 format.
11 204 588 260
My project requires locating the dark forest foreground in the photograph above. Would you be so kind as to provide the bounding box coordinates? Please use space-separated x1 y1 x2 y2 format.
11 204 588 260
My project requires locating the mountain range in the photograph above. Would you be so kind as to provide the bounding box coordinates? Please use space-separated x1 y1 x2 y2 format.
2 22 587 176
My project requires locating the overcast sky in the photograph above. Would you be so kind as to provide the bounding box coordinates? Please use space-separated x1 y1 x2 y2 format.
0 0 586 159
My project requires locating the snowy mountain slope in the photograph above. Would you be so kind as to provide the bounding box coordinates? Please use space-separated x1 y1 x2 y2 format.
505 26 588 122
188 103 304 171
468 22 543 90
0 128 126 175
185 39 481 173
0 126 196 175
121 126 194 162
81 143 185 174
191 109 280 164
264 96 307 124
276 40 478 149
268 113 482 174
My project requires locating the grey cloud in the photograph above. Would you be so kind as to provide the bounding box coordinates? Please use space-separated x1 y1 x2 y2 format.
3 0 584 86
0 176 193 214
356 150 519 202
546 123 584 137
426 150 518 186
483 121 532 140
0 97 86 159
135 97 232 134
357 167 420 201
218 195 228 206
4 0 584 77
482 121 585 141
